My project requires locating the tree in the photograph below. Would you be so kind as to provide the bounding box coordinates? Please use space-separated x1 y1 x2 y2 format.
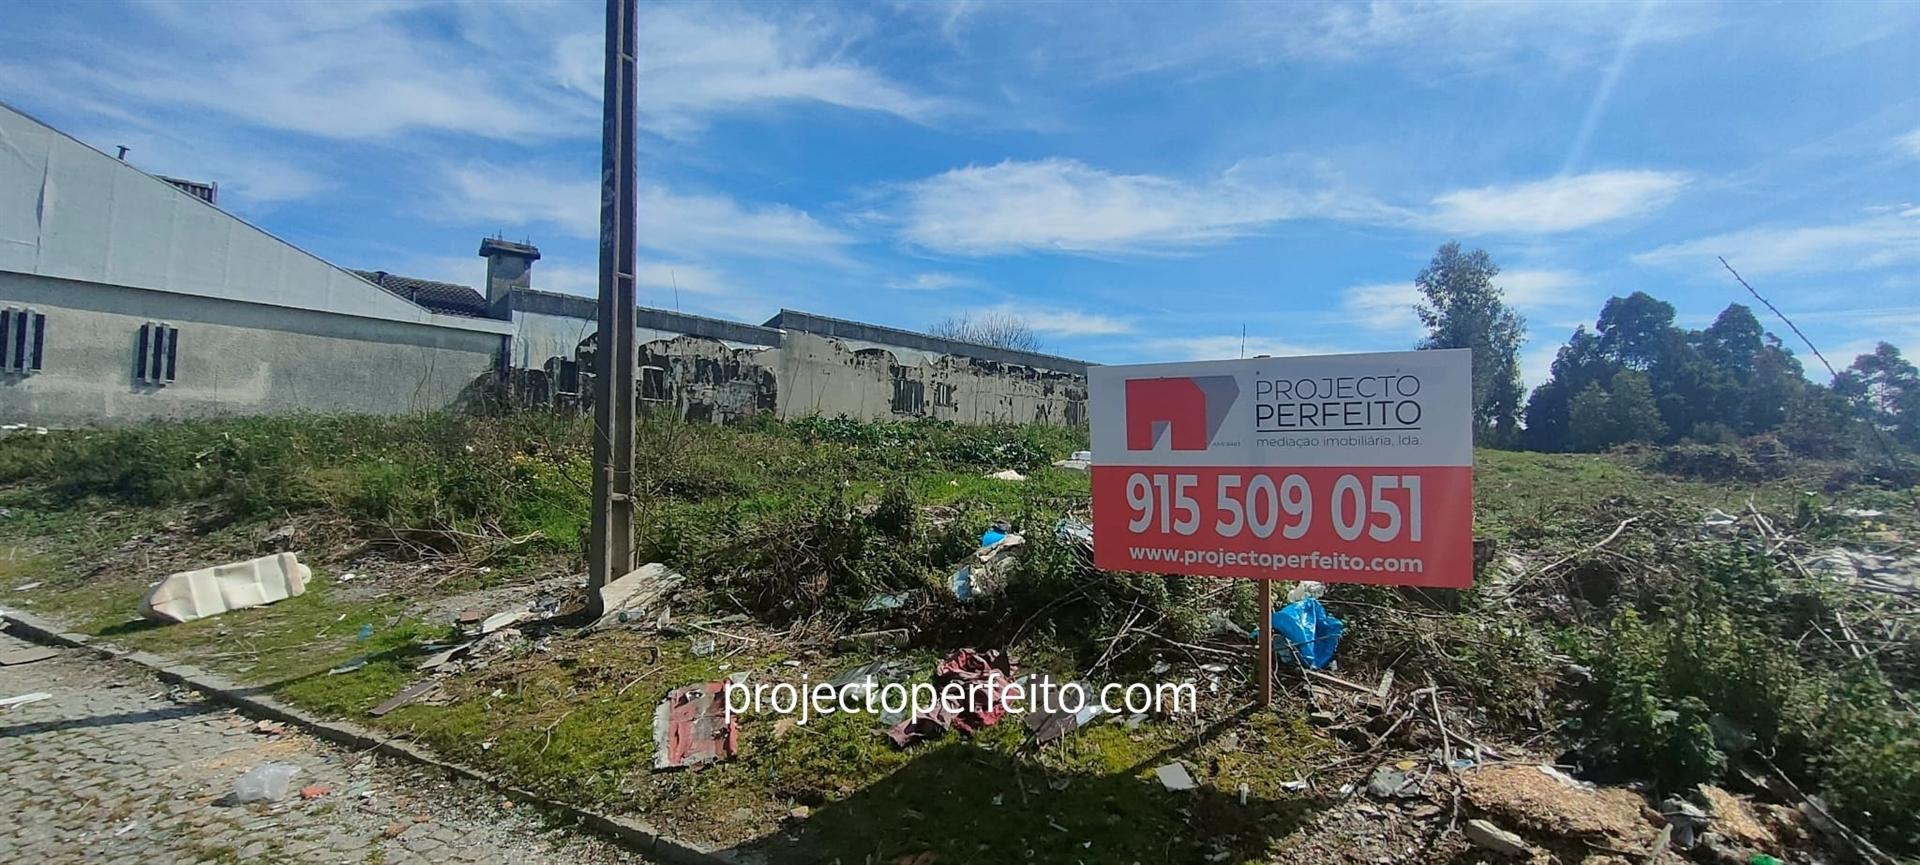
928 311 1043 352
1835 343 1920 448
1567 371 1666 451
1569 382 1616 452
1779 383 1857 458
1414 242 1527 445
1609 370 1668 444
1744 338 1804 434
1524 327 1614 452
1702 304 1765 383
1595 292 1679 369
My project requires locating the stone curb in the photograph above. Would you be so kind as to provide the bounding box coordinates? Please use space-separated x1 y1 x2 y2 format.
1 607 756 865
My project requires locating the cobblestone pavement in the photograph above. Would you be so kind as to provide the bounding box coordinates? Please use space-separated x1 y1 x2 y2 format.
0 631 655 864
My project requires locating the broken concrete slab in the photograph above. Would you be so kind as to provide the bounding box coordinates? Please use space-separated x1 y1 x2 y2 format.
1464 818 1532 857
1460 764 1656 849
1155 762 1197 792
1697 785 1778 850
652 682 737 770
371 680 440 717
137 552 310 623
479 610 526 634
414 644 470 671
0 646 58 666
595 563 685 628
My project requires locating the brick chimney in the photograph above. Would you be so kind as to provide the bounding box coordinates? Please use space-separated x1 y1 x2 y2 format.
478 237 541 306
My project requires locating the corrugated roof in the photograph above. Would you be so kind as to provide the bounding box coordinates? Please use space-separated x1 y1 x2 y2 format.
349 270 491 318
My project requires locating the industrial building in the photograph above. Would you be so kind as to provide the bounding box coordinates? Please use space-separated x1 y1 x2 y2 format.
0 102 1087 428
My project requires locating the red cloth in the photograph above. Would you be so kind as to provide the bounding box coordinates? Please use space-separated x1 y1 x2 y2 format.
886 648 1018 747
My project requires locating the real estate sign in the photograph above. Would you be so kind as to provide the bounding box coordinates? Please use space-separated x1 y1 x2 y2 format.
1089 349 1474 588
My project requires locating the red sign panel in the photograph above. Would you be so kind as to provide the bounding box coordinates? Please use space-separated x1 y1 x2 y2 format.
1088 351 1475 588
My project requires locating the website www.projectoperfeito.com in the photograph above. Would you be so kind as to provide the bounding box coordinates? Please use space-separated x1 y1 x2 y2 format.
725 677 1198 727
1125 546 1424 573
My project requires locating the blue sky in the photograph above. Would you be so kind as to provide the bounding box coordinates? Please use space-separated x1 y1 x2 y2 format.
3 0 1916 386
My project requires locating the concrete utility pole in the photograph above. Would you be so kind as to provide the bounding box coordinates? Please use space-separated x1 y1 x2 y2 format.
587 0 638 616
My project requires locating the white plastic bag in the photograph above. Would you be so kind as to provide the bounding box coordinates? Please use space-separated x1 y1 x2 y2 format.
233 763 300 803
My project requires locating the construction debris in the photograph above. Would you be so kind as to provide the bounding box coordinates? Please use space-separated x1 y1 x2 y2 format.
986 469 1027 482
0 646 58 666
479 610 527 635
836 628 910 652
138 552 310 623
1463 818 1533 858
0 691 51 710
1697 785 1778 849
371 680 440 717
1053 518 1093 548
949 533 1025 601
828 660 911 700
652 682 737 770
1154 762 1197 792
1022 675 1104 744
1051 450 1092 473
1460 764 1656 850
414 644 470 671
594 563 685 628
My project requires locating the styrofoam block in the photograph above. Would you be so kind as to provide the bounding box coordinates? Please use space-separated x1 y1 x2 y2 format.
138 552 311 623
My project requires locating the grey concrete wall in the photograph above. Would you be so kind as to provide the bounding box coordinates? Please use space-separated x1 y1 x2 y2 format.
0 273 504 426
626 331 1085 426
0 103 511 336
764 309 1089 375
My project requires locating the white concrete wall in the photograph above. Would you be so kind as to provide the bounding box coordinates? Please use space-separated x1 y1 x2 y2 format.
0 273 503 426
512 310 599 371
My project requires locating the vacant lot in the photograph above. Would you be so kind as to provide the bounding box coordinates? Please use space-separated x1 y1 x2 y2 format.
1 414 1914 863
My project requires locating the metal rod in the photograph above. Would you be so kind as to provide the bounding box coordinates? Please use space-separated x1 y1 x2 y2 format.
587 0 638 616
1256 578 1273 706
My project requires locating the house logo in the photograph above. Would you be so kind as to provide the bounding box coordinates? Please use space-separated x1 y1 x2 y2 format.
1125 376 1239 451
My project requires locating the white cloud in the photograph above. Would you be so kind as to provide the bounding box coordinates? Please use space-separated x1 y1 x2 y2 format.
1497 269 1582 307
895 159 1683 256
1343 282 1421 332
553 5 943 138
886 272 974 291
994 1 1716 81
896 158 1384 255
68 2 585 142
1633 213 1920 276
1341 268 1584 334
1899 128 1920 159
6 2 933 145
1144 335 1345 361
986 304 1133 336
636 262 730 296
1520 342 1562 392
1427 170 1689 234
439 163 850 261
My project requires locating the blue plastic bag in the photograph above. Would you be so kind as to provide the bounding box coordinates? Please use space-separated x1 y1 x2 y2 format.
1271 598 1344 669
